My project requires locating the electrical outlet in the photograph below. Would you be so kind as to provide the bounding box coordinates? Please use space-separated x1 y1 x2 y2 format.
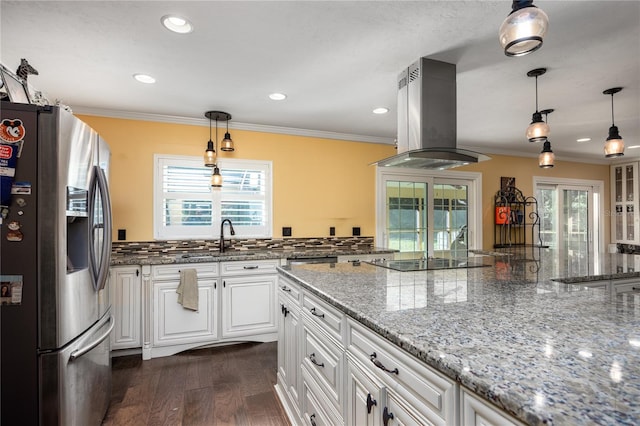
282 227 292 237
330 227 335 236
352 227 361 236
117 229 126 240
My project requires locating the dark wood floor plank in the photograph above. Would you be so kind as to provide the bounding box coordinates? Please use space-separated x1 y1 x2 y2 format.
183 387 216 425
105 342 288 426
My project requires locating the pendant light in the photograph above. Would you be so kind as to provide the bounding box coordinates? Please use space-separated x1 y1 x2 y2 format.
525 68 550 143
220 118 235 152
204 111 233 188
204 113 216 167
538 109 555 168
603 87 624 158
499 0 549 57
211 165 223 188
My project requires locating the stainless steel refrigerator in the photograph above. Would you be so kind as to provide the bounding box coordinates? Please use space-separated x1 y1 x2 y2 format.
1 103 113 425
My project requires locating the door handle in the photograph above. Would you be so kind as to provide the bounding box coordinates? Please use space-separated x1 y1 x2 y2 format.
69 317 114 361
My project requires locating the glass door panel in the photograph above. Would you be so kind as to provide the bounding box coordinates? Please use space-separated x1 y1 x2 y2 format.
563 189 589 253
433 183 468 258
385 180 427 256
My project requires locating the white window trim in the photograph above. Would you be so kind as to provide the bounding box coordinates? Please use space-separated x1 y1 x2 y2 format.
153 154 273 240
375 167 483 254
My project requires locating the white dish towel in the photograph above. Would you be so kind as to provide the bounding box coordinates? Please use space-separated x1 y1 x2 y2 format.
177 268 199 311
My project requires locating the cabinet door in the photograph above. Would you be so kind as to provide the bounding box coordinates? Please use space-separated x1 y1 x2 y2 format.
153 279 218 346
346 357 382 426
109 266 141 349
384 391 434 426
278 294 302 414
221 275 277 338
611 163 640 244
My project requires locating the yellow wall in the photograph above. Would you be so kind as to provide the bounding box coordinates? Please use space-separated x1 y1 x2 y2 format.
457 154 611 249
76 114 395 241
78 114 611 249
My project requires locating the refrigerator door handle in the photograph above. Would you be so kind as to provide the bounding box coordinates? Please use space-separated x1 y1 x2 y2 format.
92 165 112 291
69 317 114 362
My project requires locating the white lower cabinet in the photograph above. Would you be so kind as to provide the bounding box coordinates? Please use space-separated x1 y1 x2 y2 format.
276 281 527 426
461 389 525 426
346 356 382 426
221 274 277 338
276 276 303 424
153 278 218 346
109 266 142 350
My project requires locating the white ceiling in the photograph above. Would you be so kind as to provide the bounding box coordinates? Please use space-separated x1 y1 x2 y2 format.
1 1 639 164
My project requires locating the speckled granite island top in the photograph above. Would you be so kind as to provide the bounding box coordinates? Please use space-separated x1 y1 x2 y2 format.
278 249 640 425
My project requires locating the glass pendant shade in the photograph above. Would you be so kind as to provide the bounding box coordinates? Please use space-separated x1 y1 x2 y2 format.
499 2 549 57
605 126 624 158
211 166 223 188
220 132 235 152
526 115 550 143
538 141 554 168
204 140 216 167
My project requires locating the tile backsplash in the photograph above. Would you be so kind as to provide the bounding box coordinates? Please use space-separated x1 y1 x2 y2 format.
112 236 375 255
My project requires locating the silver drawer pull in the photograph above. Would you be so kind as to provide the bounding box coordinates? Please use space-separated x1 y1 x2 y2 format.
243 265 259 270
309 352 325 368
310 307 325 318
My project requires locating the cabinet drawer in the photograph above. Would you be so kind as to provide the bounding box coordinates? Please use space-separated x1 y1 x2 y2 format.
279 275 301 304
301 367 342 426
347 319 456 424
152 263 219 280
302 321 343 412
220 259 280 276
302 292 344 343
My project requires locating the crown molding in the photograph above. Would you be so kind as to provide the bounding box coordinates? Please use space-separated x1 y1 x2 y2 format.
72 107 395 145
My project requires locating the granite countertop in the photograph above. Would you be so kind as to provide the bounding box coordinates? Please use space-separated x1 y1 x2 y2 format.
110 247 396 266
278 248 640 425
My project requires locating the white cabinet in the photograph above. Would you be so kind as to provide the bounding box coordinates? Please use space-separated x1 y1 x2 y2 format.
220 259 279 339
461 389 525 426
109 266 142 350
276 275 303 424
612 162 640 244
150 263 219 356
153 278 218 346
346 356 382 426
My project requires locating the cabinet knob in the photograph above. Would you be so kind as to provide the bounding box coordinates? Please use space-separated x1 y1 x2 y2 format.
366 393 377 414
383 407 394 426
309 414 317 426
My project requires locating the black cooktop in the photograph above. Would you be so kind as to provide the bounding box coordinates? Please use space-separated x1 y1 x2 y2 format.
366 257 491 272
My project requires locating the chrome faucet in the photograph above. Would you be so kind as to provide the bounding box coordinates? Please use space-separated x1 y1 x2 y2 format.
219 219 235 253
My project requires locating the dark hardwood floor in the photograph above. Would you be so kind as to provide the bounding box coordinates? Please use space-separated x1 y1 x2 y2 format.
103 342 290 426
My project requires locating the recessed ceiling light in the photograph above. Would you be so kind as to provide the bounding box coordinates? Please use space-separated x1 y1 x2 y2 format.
161 15 193 34
576 138 591 143
269 93 287 101
133 74 156 84
373 107 389 114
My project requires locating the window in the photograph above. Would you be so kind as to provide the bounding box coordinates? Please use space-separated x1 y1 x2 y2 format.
154 155 272 240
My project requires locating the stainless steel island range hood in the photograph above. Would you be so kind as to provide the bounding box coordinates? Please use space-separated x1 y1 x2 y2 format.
375 58 490 170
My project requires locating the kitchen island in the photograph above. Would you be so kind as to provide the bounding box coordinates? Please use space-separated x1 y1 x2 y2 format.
277 249 640 425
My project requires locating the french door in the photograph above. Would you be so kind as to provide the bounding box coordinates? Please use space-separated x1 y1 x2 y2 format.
535 178 602 255
377 169 481 258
